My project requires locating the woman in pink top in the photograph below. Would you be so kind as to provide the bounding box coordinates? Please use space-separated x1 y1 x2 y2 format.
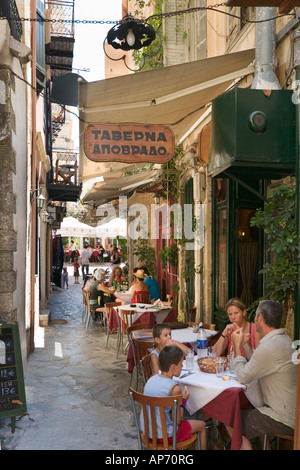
214 298 261 359
130 269 149 304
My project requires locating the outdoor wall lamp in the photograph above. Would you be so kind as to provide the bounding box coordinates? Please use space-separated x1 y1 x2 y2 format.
104 15 161 71
41 211 50 223
47 215 54 226
30 188 45 211
153 193 160 206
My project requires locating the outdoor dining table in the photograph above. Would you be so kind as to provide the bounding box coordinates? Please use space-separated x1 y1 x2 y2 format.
107 302 176 335
175 358 251 450
128 327 219 375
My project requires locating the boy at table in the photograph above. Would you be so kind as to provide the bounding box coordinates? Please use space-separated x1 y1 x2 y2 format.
141 345 207 449
151 323 190 375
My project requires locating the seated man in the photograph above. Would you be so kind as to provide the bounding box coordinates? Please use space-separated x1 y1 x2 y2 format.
231 299 297 450
141 266 160 302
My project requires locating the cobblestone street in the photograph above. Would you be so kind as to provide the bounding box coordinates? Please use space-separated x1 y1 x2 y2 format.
0 265 138 450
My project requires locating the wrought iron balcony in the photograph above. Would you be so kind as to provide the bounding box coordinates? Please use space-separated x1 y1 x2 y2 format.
45 0 75 79
46 151 82 202
0 0 22 41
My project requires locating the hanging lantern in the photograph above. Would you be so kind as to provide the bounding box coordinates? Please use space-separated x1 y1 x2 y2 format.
104 15 161 71
106 15 156 51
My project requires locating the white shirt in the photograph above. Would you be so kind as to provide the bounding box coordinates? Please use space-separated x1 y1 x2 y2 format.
81 248 91 264
234 328 297 428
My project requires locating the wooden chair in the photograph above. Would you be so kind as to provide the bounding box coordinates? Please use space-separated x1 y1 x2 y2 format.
116 308 135 357
162 294 173 307
132 337 155 389
105 302 122 350
126 322 148 387
85 291 92 330
187 322 220 346
129 387 201 450
136 292 150 303
82 287 88 323
140 353 153 385
263 433 294 450
187 322 216 330
85 291 106 331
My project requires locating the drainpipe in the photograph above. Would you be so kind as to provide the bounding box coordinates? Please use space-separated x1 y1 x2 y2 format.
294 29 300 340
30 0 37 352
251 7 281 90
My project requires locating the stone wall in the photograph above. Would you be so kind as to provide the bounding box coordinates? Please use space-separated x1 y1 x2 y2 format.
0 66 17 321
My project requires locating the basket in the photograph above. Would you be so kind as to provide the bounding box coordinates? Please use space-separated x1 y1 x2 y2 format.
197 356 228 374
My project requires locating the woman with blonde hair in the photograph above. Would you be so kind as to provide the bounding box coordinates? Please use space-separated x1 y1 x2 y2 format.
108 266 125 288
214 298 261 359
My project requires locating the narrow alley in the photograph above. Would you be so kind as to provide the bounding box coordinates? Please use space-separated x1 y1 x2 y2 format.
0 265 138 450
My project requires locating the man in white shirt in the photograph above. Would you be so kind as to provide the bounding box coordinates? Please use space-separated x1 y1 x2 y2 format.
231 299 297 450
81 244 92 279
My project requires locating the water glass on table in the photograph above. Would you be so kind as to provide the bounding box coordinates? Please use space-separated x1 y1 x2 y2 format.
227 354 235 374
216 358 225 378
185 351 195 371
207 346 216 357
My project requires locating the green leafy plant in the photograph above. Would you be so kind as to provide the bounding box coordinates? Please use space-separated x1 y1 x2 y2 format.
133 238 157 277
161 146 184 201
131 0 165 71
158 243 178 268
250 184 299 325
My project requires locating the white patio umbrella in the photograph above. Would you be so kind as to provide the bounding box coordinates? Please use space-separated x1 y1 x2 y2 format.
94 217 127 238
56 217 96 237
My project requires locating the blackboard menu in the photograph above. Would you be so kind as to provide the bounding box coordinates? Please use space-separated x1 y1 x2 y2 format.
0 320 27 432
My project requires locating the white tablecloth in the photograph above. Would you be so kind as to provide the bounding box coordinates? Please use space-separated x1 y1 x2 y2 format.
171 327 218 344
174 359 245 415
117 303 171 324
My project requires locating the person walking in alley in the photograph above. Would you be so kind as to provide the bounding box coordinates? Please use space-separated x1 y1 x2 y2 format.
81 243 92 279
69 240 77 263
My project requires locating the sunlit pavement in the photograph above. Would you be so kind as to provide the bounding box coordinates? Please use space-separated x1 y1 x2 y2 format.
0 263 138 450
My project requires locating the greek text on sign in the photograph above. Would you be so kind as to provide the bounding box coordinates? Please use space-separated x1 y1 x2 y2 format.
84 123 175 163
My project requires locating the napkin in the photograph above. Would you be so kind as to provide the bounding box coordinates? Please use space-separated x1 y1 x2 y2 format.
153 299 164 309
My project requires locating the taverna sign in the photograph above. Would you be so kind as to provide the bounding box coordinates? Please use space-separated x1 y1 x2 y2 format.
84 123 175 164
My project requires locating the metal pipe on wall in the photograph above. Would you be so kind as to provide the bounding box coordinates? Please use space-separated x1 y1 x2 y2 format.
251 7 281 90
30 0 37 353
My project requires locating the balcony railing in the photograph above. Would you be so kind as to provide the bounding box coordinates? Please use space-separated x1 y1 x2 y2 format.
45 0 75 78
0 0 22 41
46 151 82 202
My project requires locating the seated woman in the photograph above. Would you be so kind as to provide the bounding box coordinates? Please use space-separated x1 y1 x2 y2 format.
213 297 261 359
130 268 149 304
88 268 116 324
108 266 125 288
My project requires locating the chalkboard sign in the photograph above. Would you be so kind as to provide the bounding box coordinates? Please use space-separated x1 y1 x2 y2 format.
0 320 27 432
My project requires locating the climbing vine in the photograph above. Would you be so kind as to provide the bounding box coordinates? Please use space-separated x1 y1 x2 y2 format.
130 0 165 71
250 184 299 327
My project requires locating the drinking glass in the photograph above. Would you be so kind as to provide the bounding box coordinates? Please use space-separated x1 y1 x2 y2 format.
185 351 194 371
216 359 224 377
207 346 216 357
227 355 235 374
